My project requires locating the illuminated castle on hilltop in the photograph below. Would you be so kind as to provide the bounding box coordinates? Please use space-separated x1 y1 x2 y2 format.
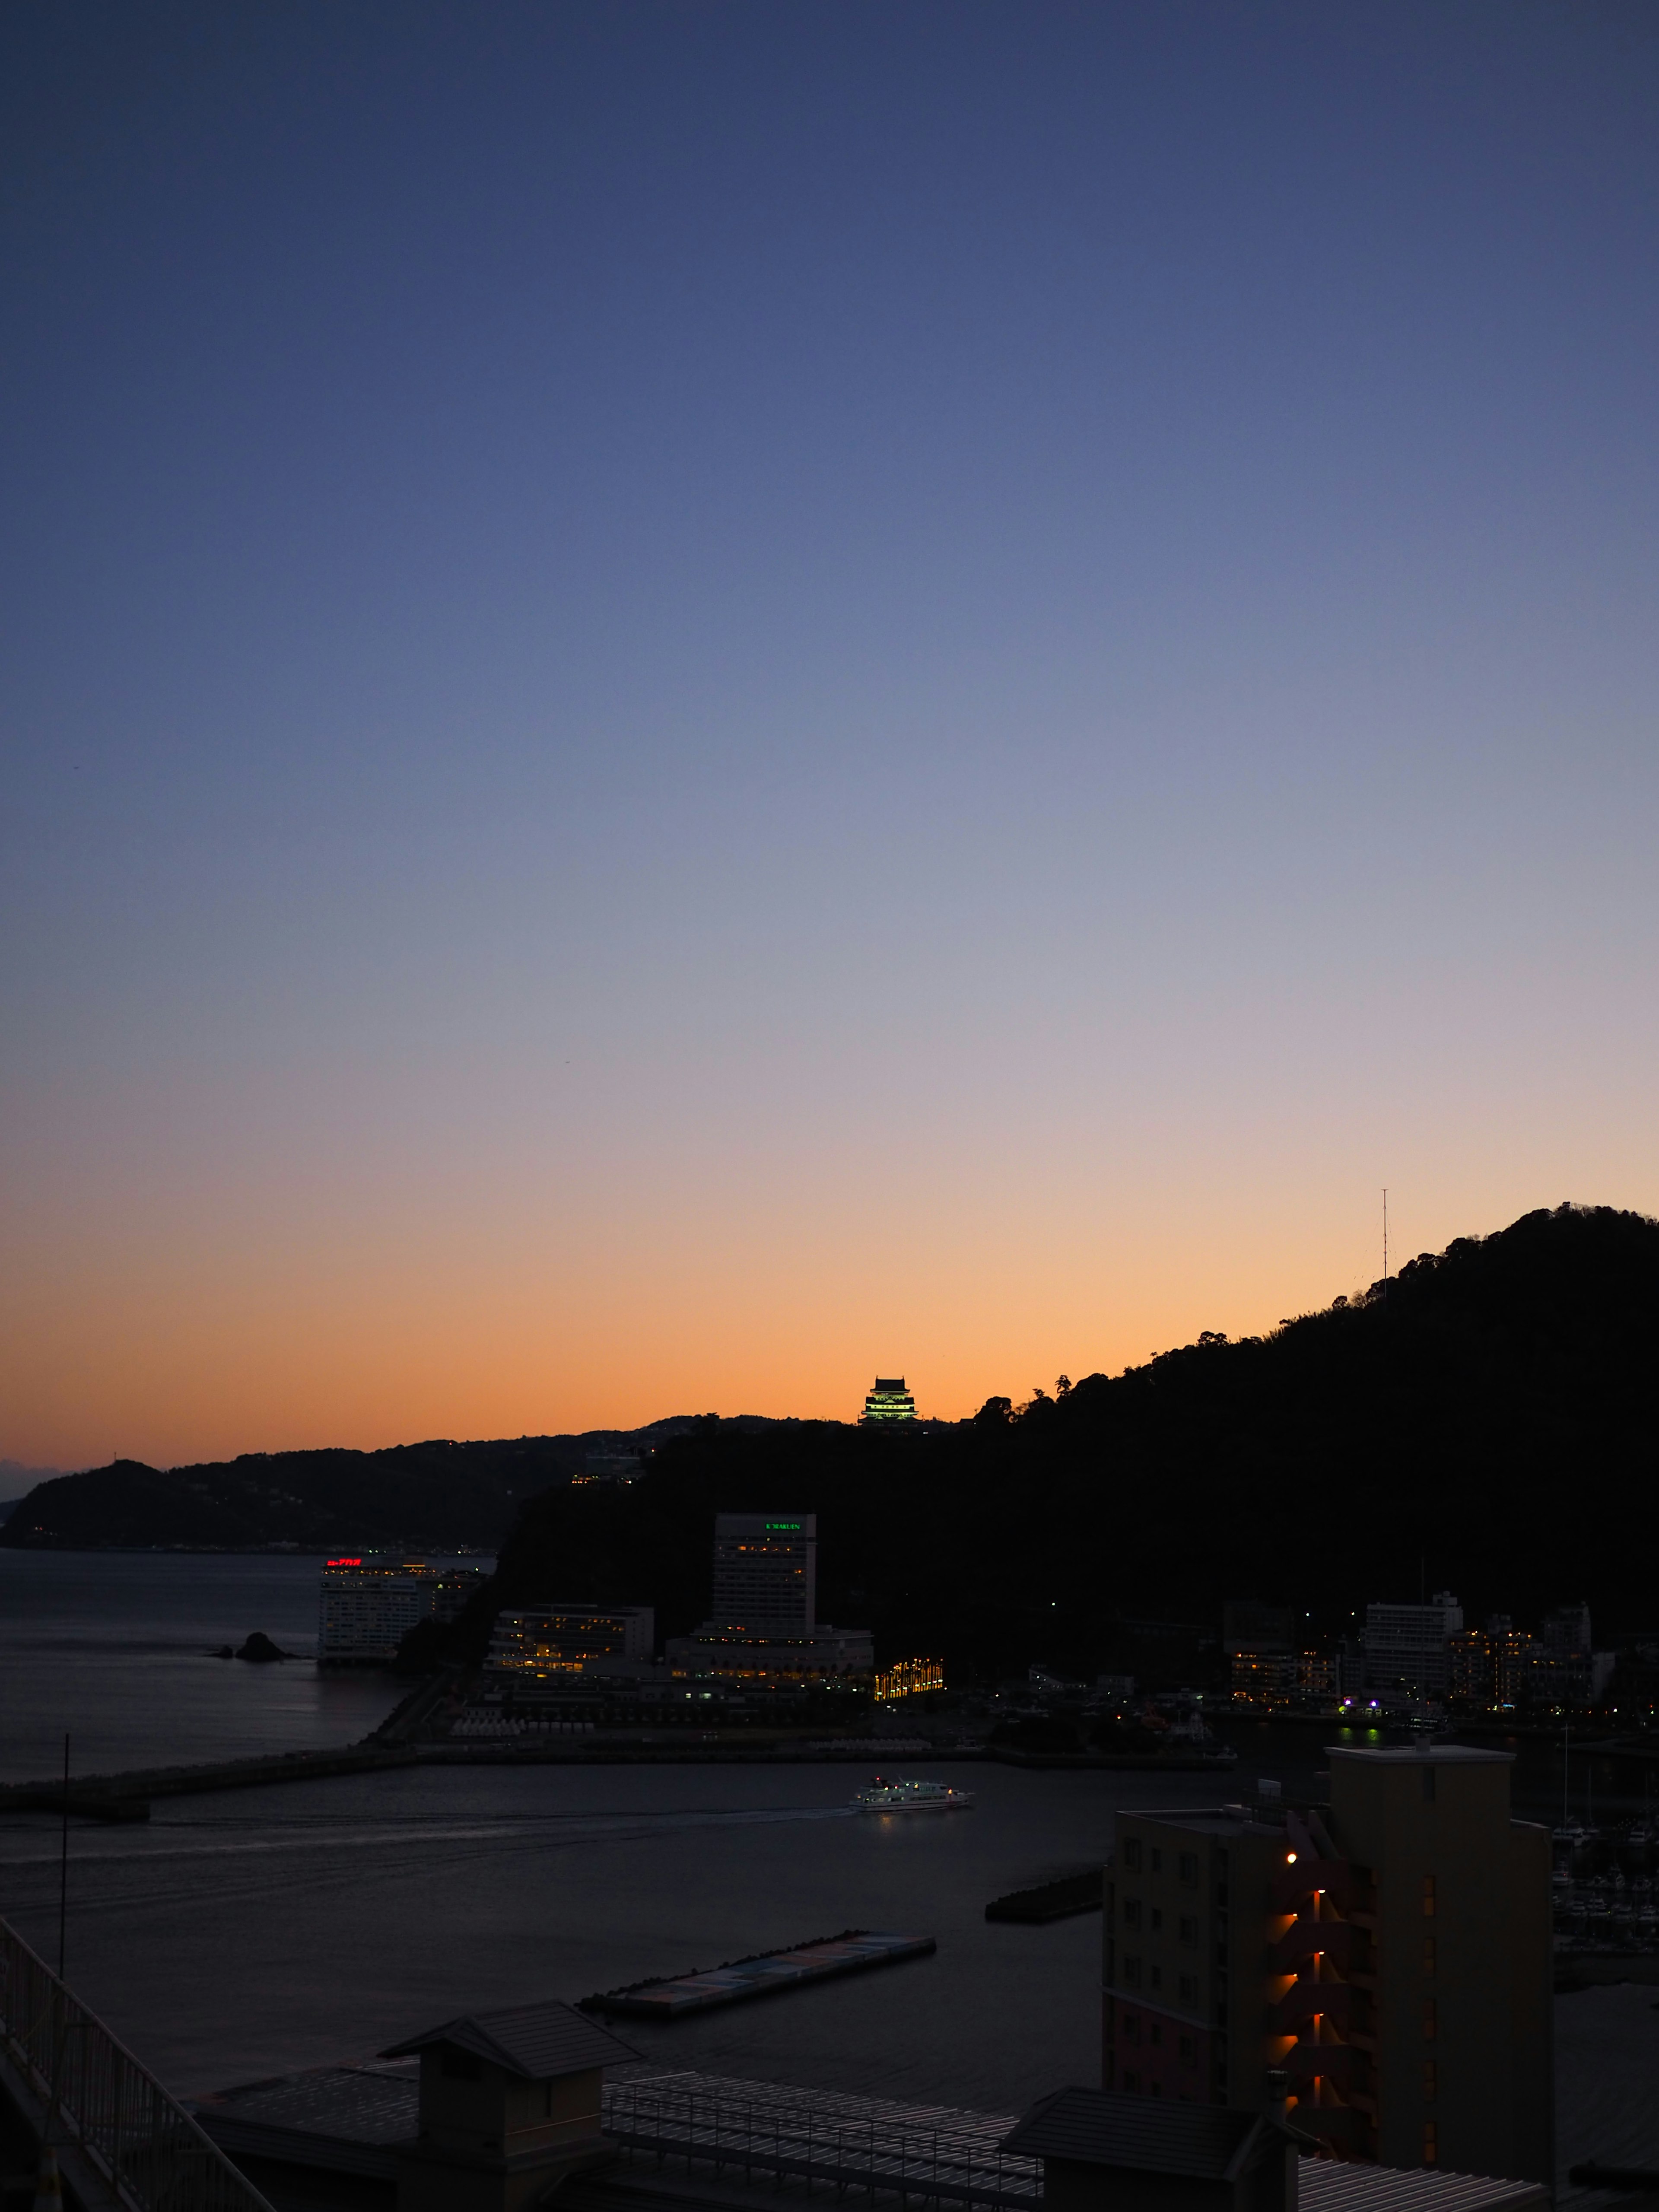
861 1376 916 1424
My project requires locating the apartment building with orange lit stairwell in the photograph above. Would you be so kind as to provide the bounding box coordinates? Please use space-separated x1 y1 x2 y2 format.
1102 1745 1552 2187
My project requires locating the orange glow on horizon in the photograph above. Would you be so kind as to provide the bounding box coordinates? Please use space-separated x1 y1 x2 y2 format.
3 1161 1653 1468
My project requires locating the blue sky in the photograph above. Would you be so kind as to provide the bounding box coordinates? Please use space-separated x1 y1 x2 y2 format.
3 2 1657 1463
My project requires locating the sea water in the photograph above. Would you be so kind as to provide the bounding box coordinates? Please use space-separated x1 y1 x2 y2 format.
0 1552 1637 2148
0 1551 445 1784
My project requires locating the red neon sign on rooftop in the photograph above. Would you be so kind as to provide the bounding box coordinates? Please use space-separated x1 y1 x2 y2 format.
326 1557 363 1567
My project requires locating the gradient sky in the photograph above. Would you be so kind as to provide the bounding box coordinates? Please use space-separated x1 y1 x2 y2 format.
4 2 1658 1470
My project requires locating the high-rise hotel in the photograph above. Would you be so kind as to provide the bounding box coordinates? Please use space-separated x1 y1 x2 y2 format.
665 1513 873 1687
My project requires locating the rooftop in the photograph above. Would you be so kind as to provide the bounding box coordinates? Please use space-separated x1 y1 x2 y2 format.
1000 2087 1266 2177
1326 1745 1515 1766
381 1998 638 2079
1118 1806 1290 1838
191 2063 1552 2212
191 2062 419 2180
1000 2088 1546 2212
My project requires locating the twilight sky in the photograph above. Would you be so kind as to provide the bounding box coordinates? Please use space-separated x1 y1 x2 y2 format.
3 2 1658 1470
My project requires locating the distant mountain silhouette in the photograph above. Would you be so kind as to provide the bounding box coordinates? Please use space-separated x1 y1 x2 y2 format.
0 1420 785 1553
437 1203 1659 1678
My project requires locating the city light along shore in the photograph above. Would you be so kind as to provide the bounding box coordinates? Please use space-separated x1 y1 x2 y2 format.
579 1929 936 2018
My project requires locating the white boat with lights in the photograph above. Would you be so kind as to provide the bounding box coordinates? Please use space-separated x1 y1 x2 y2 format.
851 1775 975 1813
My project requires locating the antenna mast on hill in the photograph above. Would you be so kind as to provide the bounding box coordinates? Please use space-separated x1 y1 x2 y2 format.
1382 1189 1389 1296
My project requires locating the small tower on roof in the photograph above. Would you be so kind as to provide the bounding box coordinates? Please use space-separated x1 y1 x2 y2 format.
381 1998 636 2212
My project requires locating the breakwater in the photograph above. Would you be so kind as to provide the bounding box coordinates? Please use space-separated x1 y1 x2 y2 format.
0 1743 420 1821
984 1869 1103 1923
0 1709 1236 1819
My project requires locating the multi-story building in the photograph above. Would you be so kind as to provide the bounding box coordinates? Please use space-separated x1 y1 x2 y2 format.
861 1377 917 1424
432 1567 489 1623
488 1605 655 1685
1543 1602 1591 1658
1102 1745 1552 2185
710 1513 816 1630
1230 1652 1299 1705
1363 1595 1463 1698
1447 1628 1497 1707
1230 1649 1341 1710
874 1656 944 1701
1448 1608 1614 1714
318 1557 438 1662
665 1511 873 1688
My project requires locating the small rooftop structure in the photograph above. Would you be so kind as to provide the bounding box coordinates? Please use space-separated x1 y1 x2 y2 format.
391 1999 635 2212
1001 2086 1301 2212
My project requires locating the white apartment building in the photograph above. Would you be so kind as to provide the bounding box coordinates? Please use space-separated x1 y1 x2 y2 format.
1363 1591 1464 1697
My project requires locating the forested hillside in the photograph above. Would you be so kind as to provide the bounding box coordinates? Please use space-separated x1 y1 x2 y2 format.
446 1204 1659 1678
0 1421 770 1552
12 1205 1657 1682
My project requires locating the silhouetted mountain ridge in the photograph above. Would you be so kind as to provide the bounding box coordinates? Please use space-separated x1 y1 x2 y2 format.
0 1418 787 1551
457 1204 1659 1678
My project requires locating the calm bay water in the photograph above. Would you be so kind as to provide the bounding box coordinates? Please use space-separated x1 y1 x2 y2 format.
0 1554 1649 2165
0 1551 455 1784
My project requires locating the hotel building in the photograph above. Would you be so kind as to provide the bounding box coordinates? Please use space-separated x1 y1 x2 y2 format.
318 1557 438 1662
1362 1596 1463 1699
665 1512 873 1688
488 1605 655 1684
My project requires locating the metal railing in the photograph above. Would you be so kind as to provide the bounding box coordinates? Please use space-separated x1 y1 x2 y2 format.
602 2070 1042 2212
0 1913 274 2212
